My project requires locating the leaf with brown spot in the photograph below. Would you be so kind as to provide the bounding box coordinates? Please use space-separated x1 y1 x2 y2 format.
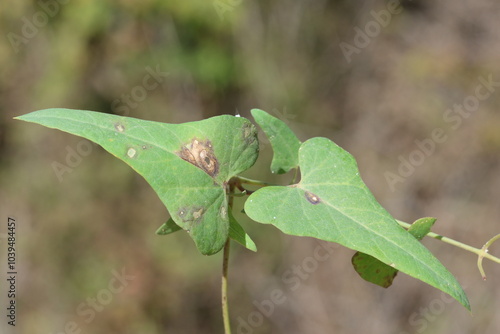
15 108 259 255
176 138 219 177
245 137 469 309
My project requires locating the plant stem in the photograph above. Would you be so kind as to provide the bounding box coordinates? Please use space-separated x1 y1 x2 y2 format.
221 180 236 334
290 167 300 184
236 176 276 187
477 233 500 280
396 220 500 268
222 239 231 334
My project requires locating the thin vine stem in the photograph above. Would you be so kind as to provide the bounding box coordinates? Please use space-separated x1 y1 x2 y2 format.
222 180 236 334
478 233 500 280
236 176 276 187
397 220 500 278
290 167 300 184
222 239 231 334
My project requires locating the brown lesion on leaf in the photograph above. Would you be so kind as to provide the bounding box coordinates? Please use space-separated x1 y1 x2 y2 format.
126 147 137 159
242 122 257 147
176 206 205 230
176 138 219 177
114 122 126 132
305 191 321 204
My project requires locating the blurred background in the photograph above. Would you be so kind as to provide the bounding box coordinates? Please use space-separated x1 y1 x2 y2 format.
1 0 500 333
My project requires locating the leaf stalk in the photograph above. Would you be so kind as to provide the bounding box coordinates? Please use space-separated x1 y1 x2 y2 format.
397 220 500 279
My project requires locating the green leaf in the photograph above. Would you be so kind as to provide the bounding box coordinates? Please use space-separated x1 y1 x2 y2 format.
155 218 182 235
245 137 470 309
156 213 257 252
16 108 259 255
408 217 436 241
228 210 257 252
351 217 438 288
251 109 301 174
351 252 398 288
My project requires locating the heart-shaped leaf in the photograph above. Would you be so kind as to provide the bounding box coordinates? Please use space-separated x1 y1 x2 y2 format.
251 109 301 174
16 108 259 255
352 217 437 288
245 137 469 309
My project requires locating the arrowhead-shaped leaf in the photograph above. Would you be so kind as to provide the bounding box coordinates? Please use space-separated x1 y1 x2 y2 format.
251 109 301 174
16 108 259 255
245 137 469 309
352 217 437 288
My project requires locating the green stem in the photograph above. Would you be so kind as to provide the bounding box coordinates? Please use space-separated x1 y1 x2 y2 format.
397 220 500 278
478 233 500 280
222 239 231 334
290 167 300 185
236 176 276 187
222 181 236 334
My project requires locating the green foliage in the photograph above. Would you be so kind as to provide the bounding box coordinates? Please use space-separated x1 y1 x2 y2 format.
156 214 257 252
244 137 468 309
352 217 437 288
351 252 398 289
227 210 257 252
408 217 437 240
155 218 182 235
16 108 470 310
16 108 258 255
251 109 301 174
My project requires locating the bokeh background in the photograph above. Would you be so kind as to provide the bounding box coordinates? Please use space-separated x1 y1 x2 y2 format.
2 0 500 333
